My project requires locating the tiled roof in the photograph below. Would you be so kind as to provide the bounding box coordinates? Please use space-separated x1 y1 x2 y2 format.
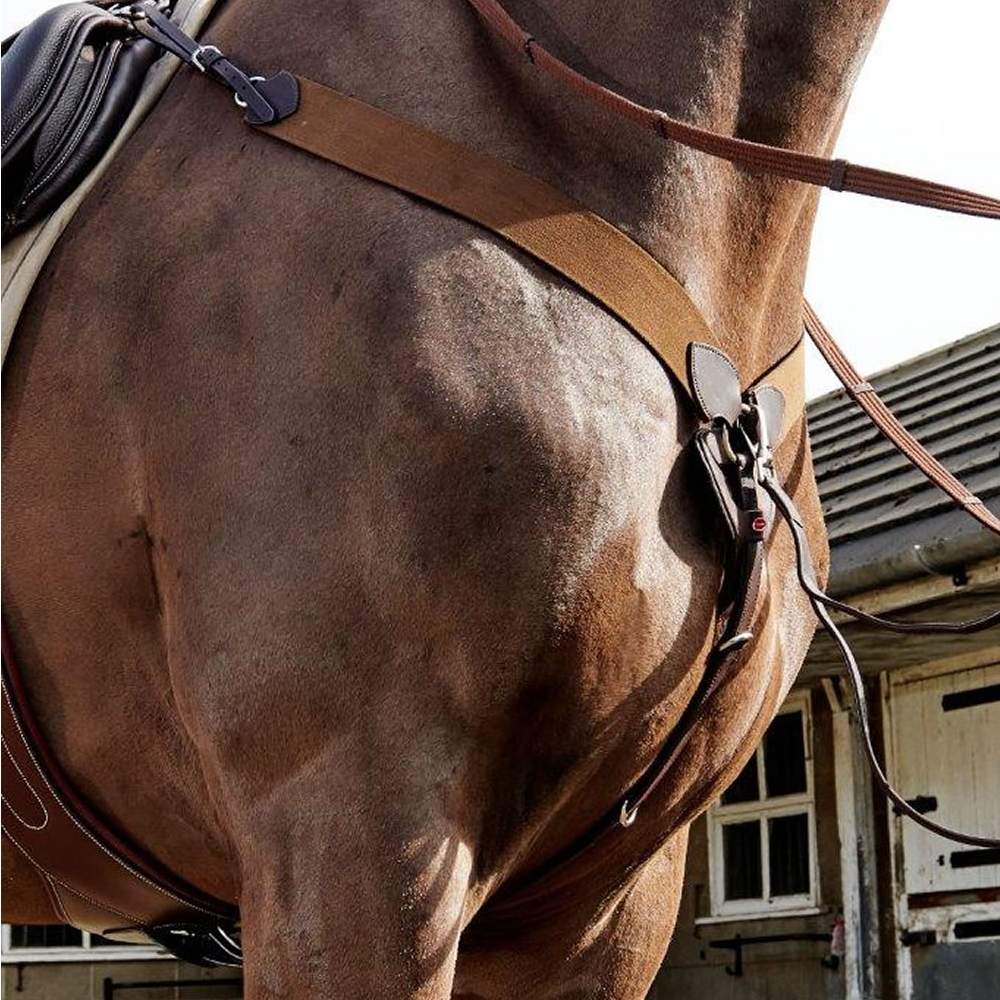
806 325 1000 596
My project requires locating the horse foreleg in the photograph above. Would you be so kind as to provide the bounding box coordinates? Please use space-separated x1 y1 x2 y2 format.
455 828 688 1000
230 767 473 1000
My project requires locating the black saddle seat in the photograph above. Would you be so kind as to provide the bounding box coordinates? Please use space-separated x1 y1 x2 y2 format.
1 3 162 242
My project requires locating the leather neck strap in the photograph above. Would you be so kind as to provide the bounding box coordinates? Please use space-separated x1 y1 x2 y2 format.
258 78 805 439
465 0 1000 220
257 77 1000 534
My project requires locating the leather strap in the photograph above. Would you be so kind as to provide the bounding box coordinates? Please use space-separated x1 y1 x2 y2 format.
256 77 805 431
460 0 1000 537
803 302 1000 535
465 0 1000 219
761 474 1000 848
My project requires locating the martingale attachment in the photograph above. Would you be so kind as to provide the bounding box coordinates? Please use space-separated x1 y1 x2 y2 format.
687 341 1000 850
687 342 783 656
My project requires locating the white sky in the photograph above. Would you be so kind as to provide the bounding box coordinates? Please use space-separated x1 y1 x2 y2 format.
4 1 997 398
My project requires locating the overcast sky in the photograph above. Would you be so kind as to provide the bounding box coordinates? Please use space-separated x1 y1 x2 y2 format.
5 1 997 398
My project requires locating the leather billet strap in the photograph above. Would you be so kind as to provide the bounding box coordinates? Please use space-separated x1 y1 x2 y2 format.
122 2 298 126
256 78 805 430
465 0 1000 220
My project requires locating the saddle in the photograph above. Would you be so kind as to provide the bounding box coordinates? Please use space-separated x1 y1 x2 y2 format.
1 3 162 242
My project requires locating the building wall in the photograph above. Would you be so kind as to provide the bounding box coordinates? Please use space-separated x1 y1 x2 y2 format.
1 958 240 1000
651 688 846 1000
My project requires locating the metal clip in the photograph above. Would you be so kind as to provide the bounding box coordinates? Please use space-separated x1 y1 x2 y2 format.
718 422 741 465
716 630 754 654
620 800 639 828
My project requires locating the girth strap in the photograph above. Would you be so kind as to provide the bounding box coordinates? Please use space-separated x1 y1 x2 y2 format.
1 634 242 963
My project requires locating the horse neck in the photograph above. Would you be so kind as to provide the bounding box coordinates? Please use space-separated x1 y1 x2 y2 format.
462 0 888 375
245 0 887 376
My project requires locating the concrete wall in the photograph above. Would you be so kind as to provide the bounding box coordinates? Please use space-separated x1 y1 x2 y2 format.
1 959 240 1000
651 689 845 1000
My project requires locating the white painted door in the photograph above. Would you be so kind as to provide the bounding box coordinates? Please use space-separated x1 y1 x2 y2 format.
890 663 1000 895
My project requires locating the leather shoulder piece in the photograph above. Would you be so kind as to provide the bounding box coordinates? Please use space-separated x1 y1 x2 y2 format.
752 383 786 447
687 342 742 424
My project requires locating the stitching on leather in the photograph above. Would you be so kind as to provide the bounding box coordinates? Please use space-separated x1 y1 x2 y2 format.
2 13 97 146
44 873 76 926
48 876 146 927
2 683 226 917
1 831 146 925
754 384 785 438
23 40 122 202
1 735 50 830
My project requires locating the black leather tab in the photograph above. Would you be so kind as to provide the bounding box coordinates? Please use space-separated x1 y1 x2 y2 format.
243 71 299 125
687 342 742 424
753 384 786 447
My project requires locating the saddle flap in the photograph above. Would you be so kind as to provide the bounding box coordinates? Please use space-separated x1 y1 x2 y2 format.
687 342 742 424
3 4 123 160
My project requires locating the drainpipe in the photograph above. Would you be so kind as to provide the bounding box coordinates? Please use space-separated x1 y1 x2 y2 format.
823 677 882 1000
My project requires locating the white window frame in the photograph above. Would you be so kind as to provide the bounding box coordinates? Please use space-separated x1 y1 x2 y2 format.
707 691 820 919
1 924 167 964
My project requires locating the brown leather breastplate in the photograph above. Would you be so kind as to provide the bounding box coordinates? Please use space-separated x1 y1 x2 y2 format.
3 0 998 967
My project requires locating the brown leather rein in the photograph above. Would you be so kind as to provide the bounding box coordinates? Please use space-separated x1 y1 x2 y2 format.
467 0 1000 221
3 0 998 963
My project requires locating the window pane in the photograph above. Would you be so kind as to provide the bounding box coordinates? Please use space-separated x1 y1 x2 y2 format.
721 756 760 805
764 710 806 797
769 812 810 896
723 820 762 900
9 924 84 949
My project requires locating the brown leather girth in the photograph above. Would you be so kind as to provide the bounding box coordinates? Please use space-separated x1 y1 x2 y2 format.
1 632 238 941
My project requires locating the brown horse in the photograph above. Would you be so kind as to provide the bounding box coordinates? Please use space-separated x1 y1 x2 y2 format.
3 0 888 995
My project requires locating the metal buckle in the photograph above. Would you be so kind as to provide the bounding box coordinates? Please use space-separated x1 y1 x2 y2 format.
191 44 221 73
